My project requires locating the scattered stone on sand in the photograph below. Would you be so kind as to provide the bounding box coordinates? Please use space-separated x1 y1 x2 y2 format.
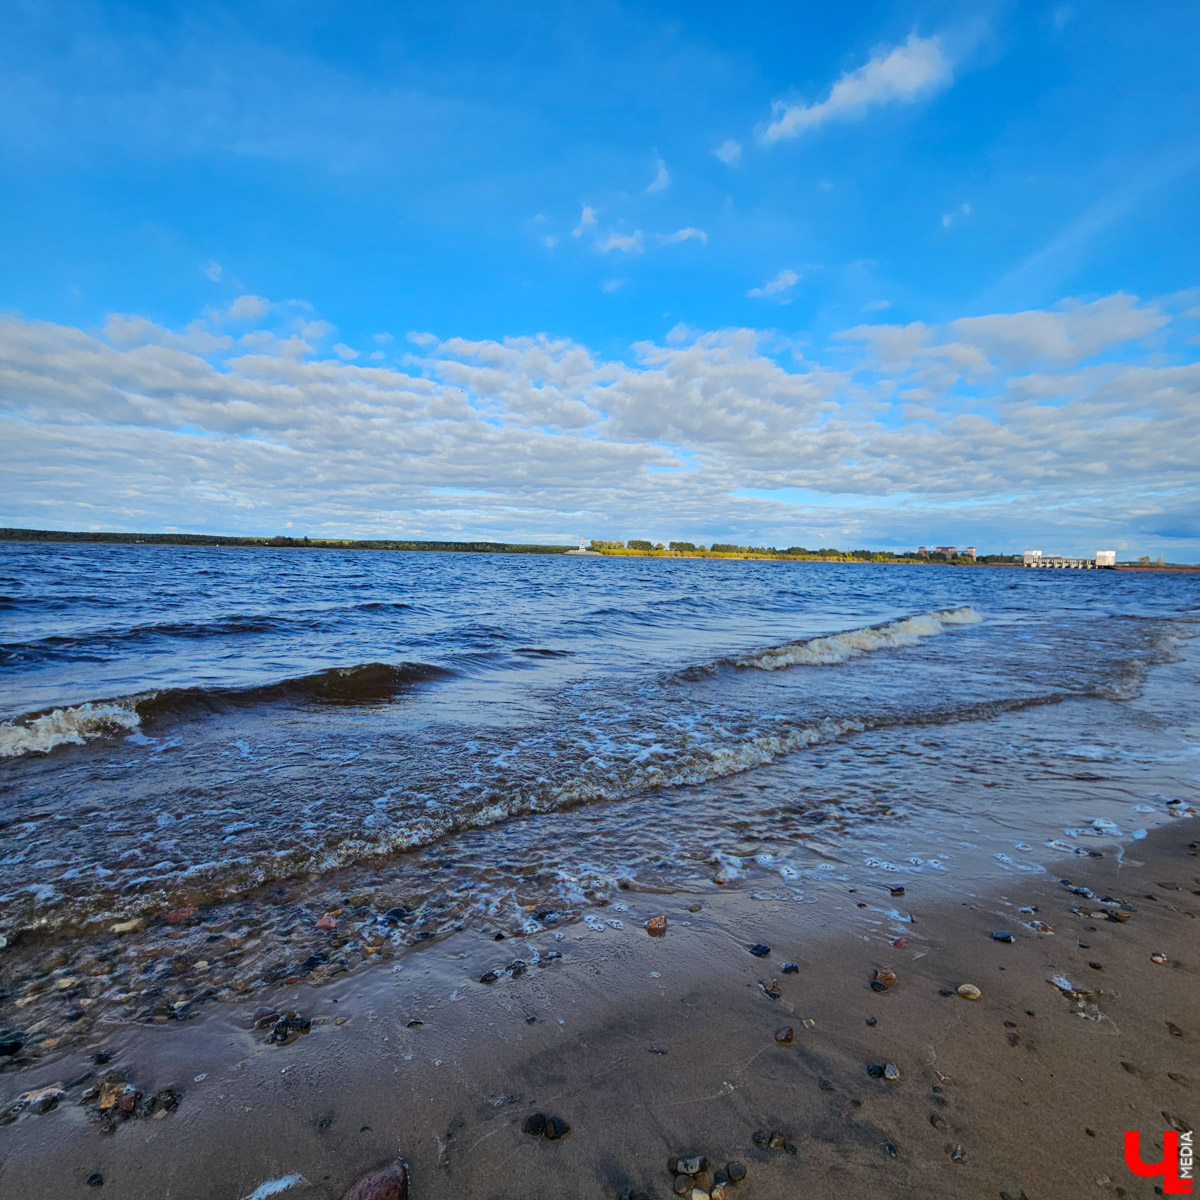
110 919 146 935
316 914 338 931
340 1157 409 1200
883 1062 901 1082
688 904 702 913
819 1077 835 1091
874 968 897 986
758 979 781 1000
951 1144 966 1162
1029 920 1054 934
992 930 1014 943
479 971 499 984
1168 1022 1184 1038
890 886 905 897
1152 952 1168 964
865 1016 877 1026
670 1155 706 1176
883 1140 900 1158
523 1112 547 1136
86 1173 104 1187
930 1114 948 1130
20 1083 65 1114
727 1161 747 1182
870 980 887 993
646 916 668 936
544 1115 570 1139
673 1176 691 1196
268 1012 311 1045
892 936 909 949
957 984 982 1001
779 961 799 974
691 1189 710 1200
748 944 770 958
775 1026 794 1044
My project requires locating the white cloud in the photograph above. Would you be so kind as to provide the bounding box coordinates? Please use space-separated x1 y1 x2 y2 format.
602 280 626 293
406 331 437 347
2 292 1196 555
713 139 742 167
544 235 558 249
373 332 393 345
333 343 358 360
748 269 799 300
762 34 953 144
599 230 644 254
646 155 670 194
202 261 222 282
863 299 891 312
572 205 598 237
227 294 271 321
942 201 972 228
659 228 708 245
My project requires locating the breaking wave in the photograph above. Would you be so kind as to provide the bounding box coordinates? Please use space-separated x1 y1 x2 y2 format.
0 661 452 758
682 606 982 678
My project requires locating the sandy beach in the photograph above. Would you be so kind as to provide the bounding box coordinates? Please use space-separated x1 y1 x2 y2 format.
2 816 1197 1199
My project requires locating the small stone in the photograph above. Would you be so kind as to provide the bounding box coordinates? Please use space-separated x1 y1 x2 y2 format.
726 1162 747 1182
992 930 1014 943
646 915 668 936
110 919 146 935
523 1112 547 1136
87 1174 104 1188
957 984 982 1001
867 1064 885 1078
1167 1022 1184 1037
759 980 781 1000
874 968 897 986
688 904 701 913
1152 952 1167 964
883 1062 900 1082
775 1026 794 1044
892 936 909 948
780 961 799 974
316 914 337 931
672 1156 706 1176
951 1144 965 1162
712 1169 729 1186
384 907 408 922
1088 961 1103 970
930 1114 947 1130
748 943 770 958
1108 909 1132 922
544 1115 570 1139
339 1157 409 1200
711 1186 726 1200
479 971 499 984
865 1016 877 1027
673 1176 691 1196
819 1077 834 1091
870 980 887 992
883 1140 899 1158
890 886 905 896
1030 921 1054 934
691 1190 710 1200
767 1132 786 1150
752 1129 771 1148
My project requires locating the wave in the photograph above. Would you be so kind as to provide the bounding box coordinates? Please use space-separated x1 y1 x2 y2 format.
680 606 982 678
0 661 452 759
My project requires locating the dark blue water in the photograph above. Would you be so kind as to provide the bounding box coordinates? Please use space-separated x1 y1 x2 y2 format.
1 543 1198 1024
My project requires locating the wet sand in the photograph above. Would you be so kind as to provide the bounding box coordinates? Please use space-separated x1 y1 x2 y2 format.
2 820 1198 1200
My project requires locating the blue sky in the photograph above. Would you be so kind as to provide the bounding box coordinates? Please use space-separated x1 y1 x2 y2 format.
2 0 1199 556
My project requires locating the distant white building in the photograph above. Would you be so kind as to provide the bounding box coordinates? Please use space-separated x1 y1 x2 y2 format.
1095 550 1117 567
1023 549 1043 566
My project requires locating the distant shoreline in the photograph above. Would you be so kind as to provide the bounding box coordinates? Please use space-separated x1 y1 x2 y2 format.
1 528 1195 569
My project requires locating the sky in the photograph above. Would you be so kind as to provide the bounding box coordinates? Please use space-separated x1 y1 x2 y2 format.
2 0 1199 558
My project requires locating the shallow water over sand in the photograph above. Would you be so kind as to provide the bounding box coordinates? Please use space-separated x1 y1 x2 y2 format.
1 544 1198 1045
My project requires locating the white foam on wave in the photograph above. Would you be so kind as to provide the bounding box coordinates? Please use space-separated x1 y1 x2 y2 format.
0 701 142 758
734 606 982 672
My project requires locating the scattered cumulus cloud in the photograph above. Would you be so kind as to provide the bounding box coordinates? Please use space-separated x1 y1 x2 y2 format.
748 269 800 300
602 279 626 293
333 343 358 360
659 228 708 245
863 299 891 312
713 139 742 167
406 331 437 347
227 294 271 321
762 34 954 144
572 206 598 237
202 261 222 282
646 155 670 194
599 230 644 254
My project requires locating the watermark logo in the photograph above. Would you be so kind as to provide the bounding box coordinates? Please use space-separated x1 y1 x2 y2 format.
1124 1129 1194 1194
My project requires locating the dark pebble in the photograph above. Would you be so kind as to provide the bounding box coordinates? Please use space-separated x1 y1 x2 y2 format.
672 1177 691 1197
780 962 799 974
713 1169 729 1186
867 1064 884 1078
523 1112 547 1137
1089 961 1103 970
479 971 499 985
890 886 905 896
870 979 887 992
767 1132 786 1150
87 1174 104 1188
752 1129 771 1147
92 1051 113 1065
992 931 1014 943
727 1161 747 1183
384 907 408 922
544 1115 570 1140
883 1141 899 1158
1004 1020 1017 1028
749 944 771 958
819 1077 835 1091
865 1017 877 1027
938 988 954 997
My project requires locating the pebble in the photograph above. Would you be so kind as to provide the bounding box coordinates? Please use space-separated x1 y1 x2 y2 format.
87 1174 104 1187
775 1026 794 1044
952 1144 966 1162
110 919 146 935
818 1078 834 1091
874 968 897 986
523 1113 547 1136
646 916 668 936
748 944 771 958
1152 952 1167 964
957 984 982 1001
688 904 702 913
780 961 799 974
883 1062 900 1082
671 1156 706 1176
673 1176 692 1196
892 937 908 949
727 1162 747 1182
479 971 499 984
758 980 781 1000
890 886 906 897
340 1157 409 1200
992 931 1014 943
544 1115 570 1139
691 1190 710 1200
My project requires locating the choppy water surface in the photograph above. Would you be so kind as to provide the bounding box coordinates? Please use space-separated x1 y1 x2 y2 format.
0 543 1197 1045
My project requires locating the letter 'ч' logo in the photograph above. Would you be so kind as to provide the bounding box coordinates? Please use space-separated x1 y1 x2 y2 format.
1125 1129 1194 1194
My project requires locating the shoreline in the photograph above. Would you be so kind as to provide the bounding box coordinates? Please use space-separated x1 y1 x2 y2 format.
2 819 1198 1198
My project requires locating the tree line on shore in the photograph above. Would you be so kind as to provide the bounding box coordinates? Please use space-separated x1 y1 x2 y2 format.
588 539 1017 564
